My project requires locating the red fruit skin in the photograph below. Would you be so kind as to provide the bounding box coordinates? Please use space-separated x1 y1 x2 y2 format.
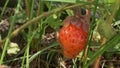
59 16 88 58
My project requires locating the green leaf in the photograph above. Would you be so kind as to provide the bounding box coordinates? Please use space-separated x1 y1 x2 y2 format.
104 0 115 4
97 20 116 40
66 9 73 16
44 14 62 30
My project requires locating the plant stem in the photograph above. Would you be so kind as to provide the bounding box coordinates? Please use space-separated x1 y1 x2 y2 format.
106 0 120 24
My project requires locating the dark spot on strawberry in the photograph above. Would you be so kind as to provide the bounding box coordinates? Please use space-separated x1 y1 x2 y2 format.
71 38 75 43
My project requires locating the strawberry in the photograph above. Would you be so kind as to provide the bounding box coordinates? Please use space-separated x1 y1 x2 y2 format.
59 16 89 58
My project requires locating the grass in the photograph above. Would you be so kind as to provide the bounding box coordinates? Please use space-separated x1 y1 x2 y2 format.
0 0 120 68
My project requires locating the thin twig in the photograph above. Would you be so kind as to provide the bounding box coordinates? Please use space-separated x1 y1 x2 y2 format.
93 38 107 68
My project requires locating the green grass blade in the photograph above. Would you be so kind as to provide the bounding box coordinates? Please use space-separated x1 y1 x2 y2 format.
0 0 22 64
42 0 76 3
29 41 58 62
0 0 9 19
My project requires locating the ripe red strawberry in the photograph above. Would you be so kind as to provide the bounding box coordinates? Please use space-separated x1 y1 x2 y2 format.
59 16 89 58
